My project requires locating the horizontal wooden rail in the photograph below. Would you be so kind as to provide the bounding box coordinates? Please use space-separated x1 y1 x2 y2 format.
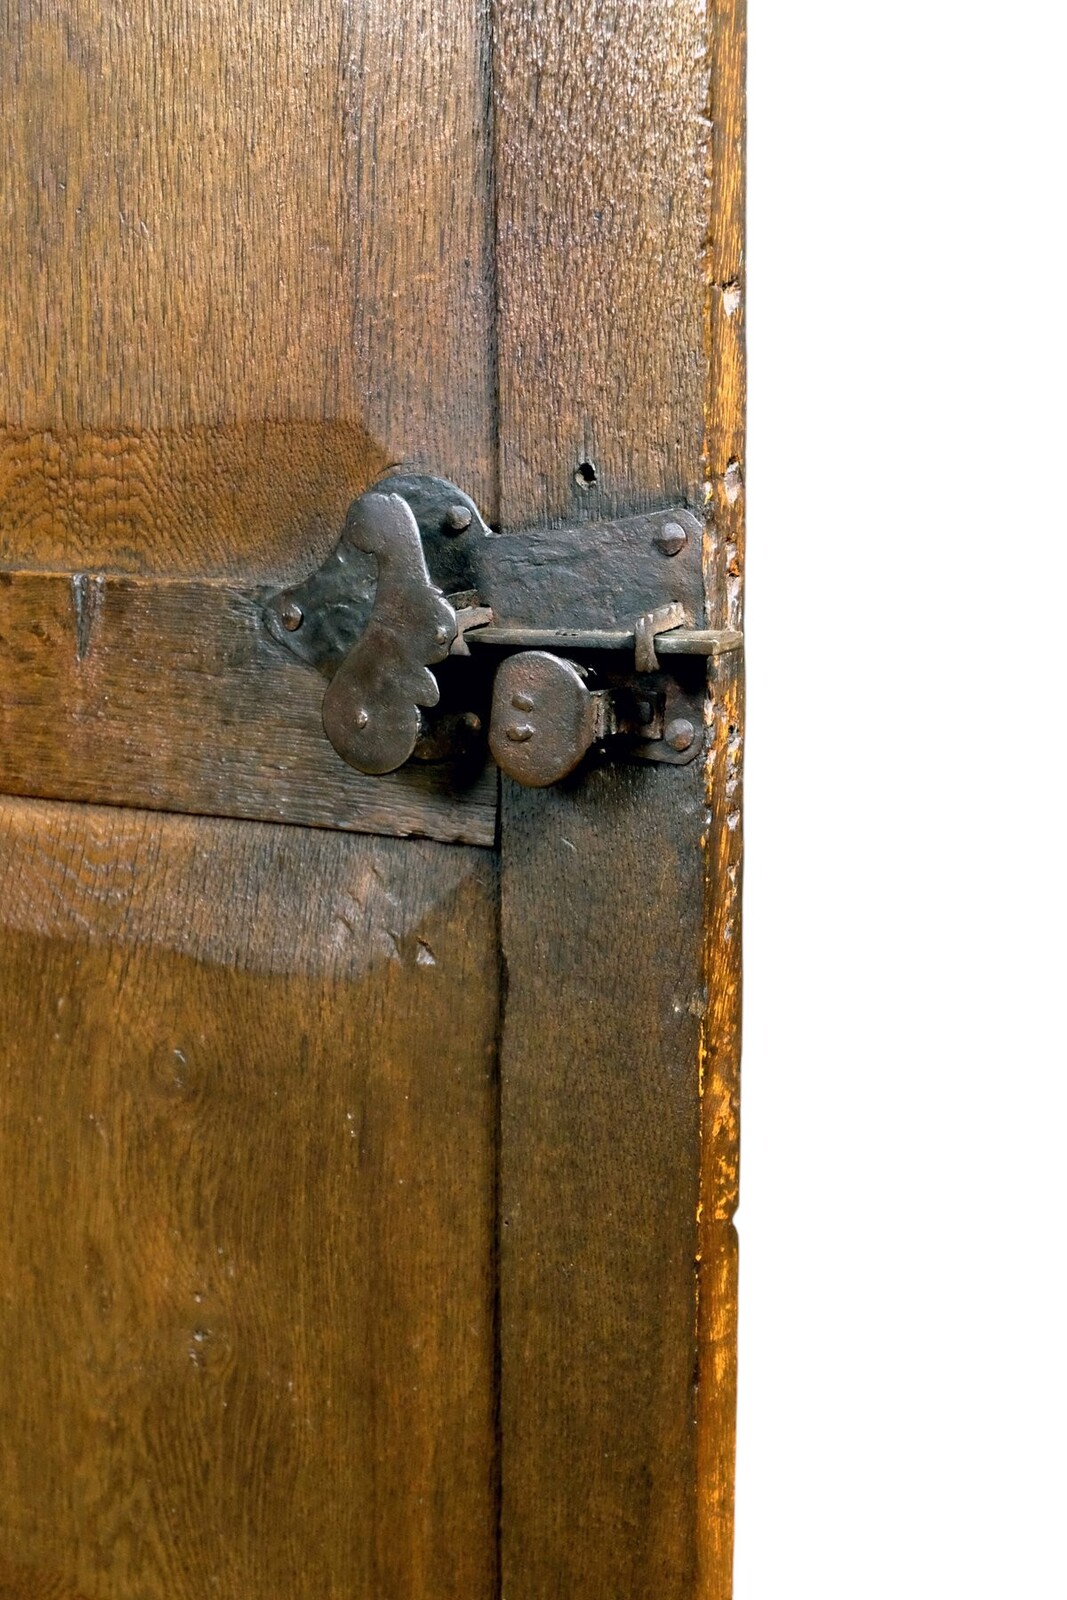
0 570 497 847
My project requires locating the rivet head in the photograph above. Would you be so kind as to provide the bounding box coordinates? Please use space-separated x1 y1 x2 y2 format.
280 600 304 631
462 711 483 734
505 722 536 743
512 692 535 712
354 708 370 730
664 716 696 752
654 521 688 557
445 504 473 532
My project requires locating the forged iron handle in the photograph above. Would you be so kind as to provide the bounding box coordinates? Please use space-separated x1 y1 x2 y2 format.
320 492 457 774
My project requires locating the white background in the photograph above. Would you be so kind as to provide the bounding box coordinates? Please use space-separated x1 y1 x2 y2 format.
737 1 1066 1593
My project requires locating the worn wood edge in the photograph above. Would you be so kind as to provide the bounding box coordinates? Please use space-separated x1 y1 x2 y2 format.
699 655 744 1599
0 569 497 849
698 0 746 1593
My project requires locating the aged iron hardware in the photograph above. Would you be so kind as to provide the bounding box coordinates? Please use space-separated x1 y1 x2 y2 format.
489 651 602 788
263 474 742 787
320 492 458 774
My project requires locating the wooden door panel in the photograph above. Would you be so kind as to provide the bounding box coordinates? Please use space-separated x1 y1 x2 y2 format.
0 798 499 1599
492 0 709 528
500 766 706 1596
0 0 498 838
0 0 495 580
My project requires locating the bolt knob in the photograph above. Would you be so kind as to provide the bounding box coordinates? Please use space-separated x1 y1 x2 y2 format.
489 652 599 787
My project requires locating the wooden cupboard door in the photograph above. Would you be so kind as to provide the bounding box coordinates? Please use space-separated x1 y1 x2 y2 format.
0 0 744 1597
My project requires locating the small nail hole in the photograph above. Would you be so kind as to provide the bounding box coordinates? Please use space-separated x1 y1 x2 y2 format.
574 459 598 489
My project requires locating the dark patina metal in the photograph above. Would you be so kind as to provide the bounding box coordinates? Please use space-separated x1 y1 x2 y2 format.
489 652 604 788
262 472 487 674
263 473 741 786
319 492 458 775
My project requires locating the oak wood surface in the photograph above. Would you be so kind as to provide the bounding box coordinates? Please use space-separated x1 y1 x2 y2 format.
0 797 499 1600
492 0 744 1593
0 0 503 1590
0 570 497 848
0 0 495 579
698 4 746 1593
499 764 707 1598
491 0 709 530
0 0 745 1591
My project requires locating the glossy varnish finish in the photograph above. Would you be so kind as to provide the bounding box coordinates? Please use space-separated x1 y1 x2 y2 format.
0 798 499 1599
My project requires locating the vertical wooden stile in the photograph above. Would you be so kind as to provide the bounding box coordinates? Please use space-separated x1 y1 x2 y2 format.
698 1 747 1594
492 0 745 1594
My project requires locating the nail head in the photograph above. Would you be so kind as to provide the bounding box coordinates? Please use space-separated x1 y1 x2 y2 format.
665 717 696 752
654 521 688 557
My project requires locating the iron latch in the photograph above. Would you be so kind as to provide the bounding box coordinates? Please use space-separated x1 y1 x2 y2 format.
263 474 741 788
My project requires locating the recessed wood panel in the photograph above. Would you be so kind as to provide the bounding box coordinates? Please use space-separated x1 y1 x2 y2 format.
0 797 499 1600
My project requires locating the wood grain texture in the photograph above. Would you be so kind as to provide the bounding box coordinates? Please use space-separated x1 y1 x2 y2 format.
699 654 743 1599
0 570 497 847
0 797 500 1600
491 0 709 529
499 764 707 1598
492 0 743 1592
703 0 747 639
0 0 496 579
698 4 745 1596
